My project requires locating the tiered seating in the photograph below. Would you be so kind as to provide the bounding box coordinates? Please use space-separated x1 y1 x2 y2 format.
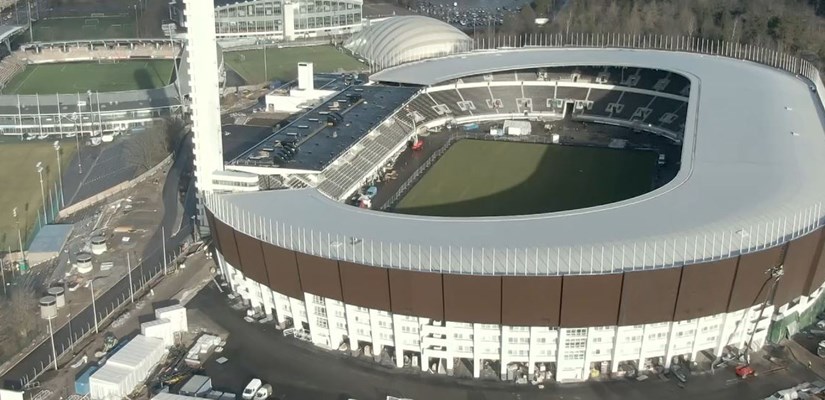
522 85 554 112
286 176 310 189
0 52 24 85
23 43 180 63
555 86 590 101
455 86 498 114
428 89 463 116
406 94 442 121
316 116 412 200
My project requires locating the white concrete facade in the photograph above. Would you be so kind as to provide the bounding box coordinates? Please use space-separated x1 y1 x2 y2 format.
185 0 226 219
218 255 800 382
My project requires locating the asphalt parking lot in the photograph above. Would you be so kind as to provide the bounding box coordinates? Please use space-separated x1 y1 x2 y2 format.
190 284 820 400
62 135 139 207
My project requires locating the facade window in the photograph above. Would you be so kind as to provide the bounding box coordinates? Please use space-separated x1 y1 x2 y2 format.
334 310 345 318
314 306 327 317
675 330 695 338
335 322 346 329
564 350 585 360
564 338 586 349
648 332 667 341
378 320 390 329
317 318 328 329
567 328 587 337
401 326 418 334
626 335 641 343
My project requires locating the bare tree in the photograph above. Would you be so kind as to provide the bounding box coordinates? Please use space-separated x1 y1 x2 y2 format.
2 288 39 340
124 117 188 174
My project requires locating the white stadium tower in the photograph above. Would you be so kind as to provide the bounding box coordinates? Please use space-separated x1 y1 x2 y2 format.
190 12 825 382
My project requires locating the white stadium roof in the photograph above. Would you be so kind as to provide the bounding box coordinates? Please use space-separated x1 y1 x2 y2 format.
344 16 472 64
210 47 825 276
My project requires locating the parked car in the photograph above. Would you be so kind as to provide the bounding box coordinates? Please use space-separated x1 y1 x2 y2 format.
242 379 262 400
254 384 272 400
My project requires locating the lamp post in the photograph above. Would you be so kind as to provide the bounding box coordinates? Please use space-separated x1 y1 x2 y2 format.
127 253 134 303
12 207 24 265
162 225 167 275
53 141 64 208
90 276 103 334
0 257 5 296
46 315 57 370
68 311 74 354
35 162 46 224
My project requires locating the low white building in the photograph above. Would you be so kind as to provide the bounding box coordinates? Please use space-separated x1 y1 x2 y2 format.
89 335 166 400
265 63 337 113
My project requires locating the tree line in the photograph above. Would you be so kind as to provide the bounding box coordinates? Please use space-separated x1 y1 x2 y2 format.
500 0 825 67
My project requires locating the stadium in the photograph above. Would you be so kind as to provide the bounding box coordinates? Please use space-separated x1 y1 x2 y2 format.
190 14 825 382
0 37 189 137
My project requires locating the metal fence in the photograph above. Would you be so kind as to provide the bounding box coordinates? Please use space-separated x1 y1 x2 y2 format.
8 245 175 388
380 135 459 210
370 33 821 85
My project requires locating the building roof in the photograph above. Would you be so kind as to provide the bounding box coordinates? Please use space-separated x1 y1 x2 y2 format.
208 47 825 276
345 16 472 64
27 224 73 255
231 84 418 171
106 335 164 369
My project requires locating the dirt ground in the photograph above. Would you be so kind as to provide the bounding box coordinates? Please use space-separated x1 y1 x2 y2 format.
0 165 172 374
32 251 217 400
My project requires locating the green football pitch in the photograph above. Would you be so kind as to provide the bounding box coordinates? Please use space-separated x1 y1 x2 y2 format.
0 139 76 250
2 60 175 95
32 16 136 41
394 139 658 217
223 45 366 84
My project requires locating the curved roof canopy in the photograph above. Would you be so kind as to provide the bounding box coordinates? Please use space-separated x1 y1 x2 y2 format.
213 47 825 276
345 16 472 64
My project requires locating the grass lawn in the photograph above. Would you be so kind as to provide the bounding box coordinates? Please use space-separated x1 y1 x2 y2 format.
32 16 136 41
223 45 366 84
395 139 658 217
2 60 175 94
0 140 77 250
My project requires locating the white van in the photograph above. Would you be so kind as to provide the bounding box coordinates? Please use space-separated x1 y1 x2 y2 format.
242 379 263 400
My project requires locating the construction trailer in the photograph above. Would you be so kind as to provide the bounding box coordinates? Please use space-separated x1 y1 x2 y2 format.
88 335 167 400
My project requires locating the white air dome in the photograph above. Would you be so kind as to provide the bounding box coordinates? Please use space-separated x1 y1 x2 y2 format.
345 16 472 66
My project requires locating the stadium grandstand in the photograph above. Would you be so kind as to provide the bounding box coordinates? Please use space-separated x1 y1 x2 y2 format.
191 13 825 384
0 38 193 137
172 0 363 45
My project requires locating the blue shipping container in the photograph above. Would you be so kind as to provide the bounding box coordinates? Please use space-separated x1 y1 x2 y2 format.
75 364 99 395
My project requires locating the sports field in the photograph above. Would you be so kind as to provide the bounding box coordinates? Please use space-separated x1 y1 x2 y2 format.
0 140 76 250
223 45 366 84
2 60 175 95
32 16 136 41
395 139 658 217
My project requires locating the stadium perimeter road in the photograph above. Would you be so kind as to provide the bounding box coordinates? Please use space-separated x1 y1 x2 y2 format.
0 137 196 388
192 285 820 400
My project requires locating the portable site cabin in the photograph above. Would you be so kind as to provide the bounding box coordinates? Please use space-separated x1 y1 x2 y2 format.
89 335 166 400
